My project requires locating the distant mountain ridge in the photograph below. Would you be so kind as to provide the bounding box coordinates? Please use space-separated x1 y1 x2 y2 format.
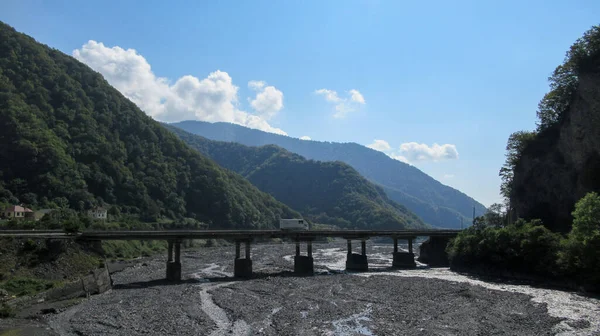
170 120 487 228
166 125 427 230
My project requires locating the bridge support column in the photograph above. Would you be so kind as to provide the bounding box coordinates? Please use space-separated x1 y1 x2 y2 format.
294 240 314 275
346 239 368 271
418 236 451 267
166 240 182 281
234 240 253 278
392 237 416 269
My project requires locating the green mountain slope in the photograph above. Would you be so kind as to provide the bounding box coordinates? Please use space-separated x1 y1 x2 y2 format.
170 120 487 229
167 126 427 229
0 21 299 229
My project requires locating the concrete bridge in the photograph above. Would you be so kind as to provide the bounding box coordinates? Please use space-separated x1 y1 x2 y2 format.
0 229 459 281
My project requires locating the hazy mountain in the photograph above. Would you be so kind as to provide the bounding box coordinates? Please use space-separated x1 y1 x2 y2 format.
0 21 299 229
170 120 487 228
166 125 427 230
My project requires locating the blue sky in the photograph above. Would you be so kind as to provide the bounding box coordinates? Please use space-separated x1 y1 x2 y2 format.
2 0 599 207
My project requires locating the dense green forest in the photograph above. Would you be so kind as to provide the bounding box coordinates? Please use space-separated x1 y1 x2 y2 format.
0 21 299 229
167 126 426 229
170 120 486 229
449 25 600 291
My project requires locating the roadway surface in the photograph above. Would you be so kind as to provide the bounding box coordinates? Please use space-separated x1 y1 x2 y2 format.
0 229 461 240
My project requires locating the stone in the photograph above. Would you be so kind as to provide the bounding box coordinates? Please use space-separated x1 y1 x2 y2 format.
41 307 57 314
0 289 9 302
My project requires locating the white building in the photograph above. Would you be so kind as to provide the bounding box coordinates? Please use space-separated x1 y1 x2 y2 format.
88 207 107 220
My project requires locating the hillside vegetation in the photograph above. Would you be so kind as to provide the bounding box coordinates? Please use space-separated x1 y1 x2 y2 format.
168 126 426 229
449 25 600 291
0 21 299 229
501 25 600 232
170 121 486 229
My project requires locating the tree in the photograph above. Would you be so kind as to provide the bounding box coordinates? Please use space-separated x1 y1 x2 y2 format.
536 25 600 131
559 192 600 286
570 192 600 238
499 131 536 202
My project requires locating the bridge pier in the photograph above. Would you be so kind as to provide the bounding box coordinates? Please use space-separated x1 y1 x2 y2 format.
392 237 416 268
294 240 314 275
234 240 253 278
418 236 451 267
345 239 368 271
166 240 182 281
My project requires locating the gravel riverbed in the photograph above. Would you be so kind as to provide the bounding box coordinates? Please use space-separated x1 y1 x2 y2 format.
4 241 599 335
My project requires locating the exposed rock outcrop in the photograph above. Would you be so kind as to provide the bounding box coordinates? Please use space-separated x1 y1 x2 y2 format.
511 73 600 232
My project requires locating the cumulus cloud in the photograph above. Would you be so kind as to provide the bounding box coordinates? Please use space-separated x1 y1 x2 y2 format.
299 136 311 140
349 89 365 104
248 80 265 90
248 81 284 120
366 139 458 163
314 89 342 103
366 139 392 152
73 40 286 135
399 142 459 162
315 88 365 118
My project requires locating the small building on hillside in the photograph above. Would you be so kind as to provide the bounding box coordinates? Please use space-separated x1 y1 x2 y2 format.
2 205 34 220
87 206 107 220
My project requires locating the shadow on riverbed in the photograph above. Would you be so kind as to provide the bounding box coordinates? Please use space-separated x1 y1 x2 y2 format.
111 266 443 290
112 270 333 289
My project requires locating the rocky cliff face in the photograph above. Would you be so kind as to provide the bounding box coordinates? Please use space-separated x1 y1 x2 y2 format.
511 73 600 232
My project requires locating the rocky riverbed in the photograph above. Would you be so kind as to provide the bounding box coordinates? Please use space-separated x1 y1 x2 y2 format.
3 241 600 335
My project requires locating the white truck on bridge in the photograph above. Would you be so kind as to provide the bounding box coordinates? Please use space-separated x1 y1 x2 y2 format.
279 218 308 230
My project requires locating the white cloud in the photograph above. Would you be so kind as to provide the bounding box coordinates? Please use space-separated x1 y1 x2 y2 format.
349 89 365 104
399 142 459 162
248 81 284 120
367 139 392 152
366 139 458 163
73 40 286 135
300 136 311 140
314 89 342 103
248 80 265 90
315 88 366 118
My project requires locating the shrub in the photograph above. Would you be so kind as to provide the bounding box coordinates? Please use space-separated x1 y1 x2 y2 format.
448 219 561 276
0 277 56 297
558 192 600 286
22 239 38 251
0 303 15 318
62 219 81 233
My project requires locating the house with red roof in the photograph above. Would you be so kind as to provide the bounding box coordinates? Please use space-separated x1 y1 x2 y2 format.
2 205 34 220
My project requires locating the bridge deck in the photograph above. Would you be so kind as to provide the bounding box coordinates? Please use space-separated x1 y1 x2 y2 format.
0 229 460 240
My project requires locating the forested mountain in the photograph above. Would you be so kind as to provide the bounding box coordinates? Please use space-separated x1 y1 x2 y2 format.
501 25 600 232
170 121 487 229
0 22 299 229
167 126 426 229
